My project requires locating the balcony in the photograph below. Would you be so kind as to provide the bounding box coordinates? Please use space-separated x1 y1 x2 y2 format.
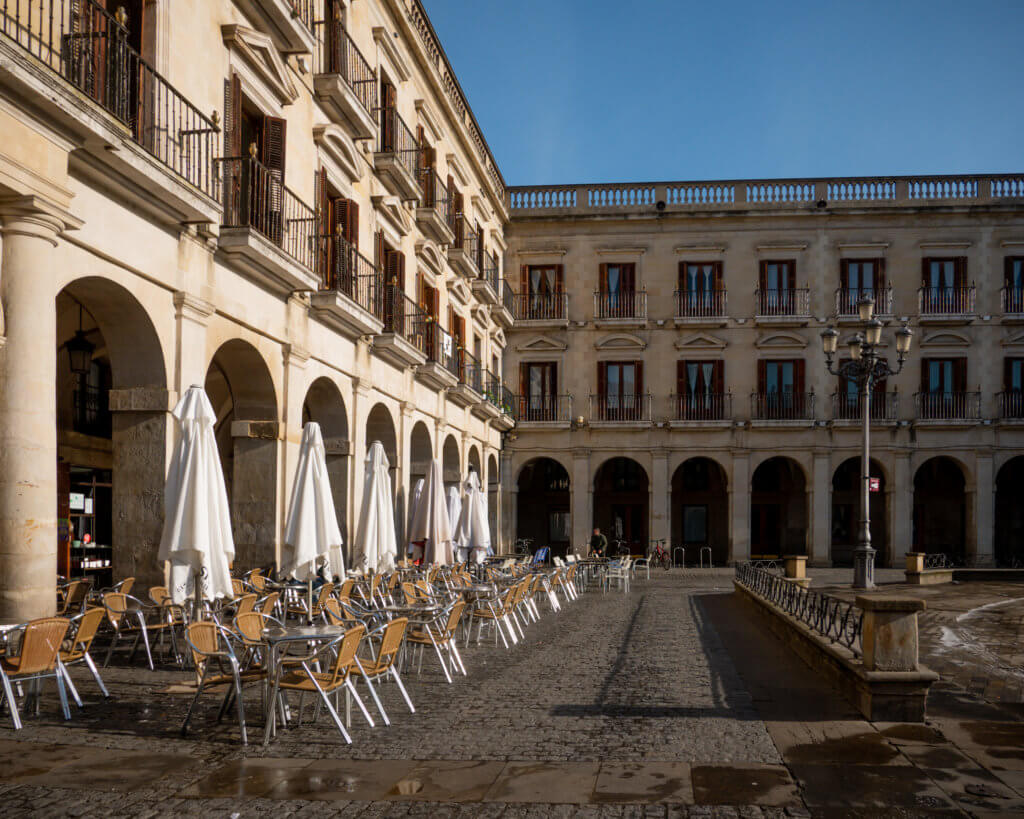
475 369 503 421
754 289 811 326
830 392 899 423
514 395 572 426
374 107 421 200
589 394 652 426
449 349 484 408
510 293 569 327
751 392 815 423
314 21 377 140
217 155 319 294
447 215 480 278
594 289 647 327
233 0 316 53
997 390 1024 422
487 380 516 430
415 169 454 245
674 289 728 326
918 285 976 323
493 280 515 328
415 321 459 390
309 234 384 338
914 392 981 424
835 286 894 321
472 250 500 305
1001 287 1024 323
372 286 427 368
0 0 219 222
669 393 732 427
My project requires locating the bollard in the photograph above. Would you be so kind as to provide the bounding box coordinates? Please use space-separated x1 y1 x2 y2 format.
856 595 926 672
784 554 807 580
905 552 925 574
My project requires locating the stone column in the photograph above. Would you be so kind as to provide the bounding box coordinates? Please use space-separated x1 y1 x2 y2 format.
890 452 912 568
810 452 831 567
728 453 750 564
650 449 669 545
500 449 515 552
0 197 76 621
230 419 279 570
571 448 591 553
973 451 994 566
348 378 370 564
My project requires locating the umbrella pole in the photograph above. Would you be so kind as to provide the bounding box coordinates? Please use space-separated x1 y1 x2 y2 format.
307 577 314 626
193 570 202 623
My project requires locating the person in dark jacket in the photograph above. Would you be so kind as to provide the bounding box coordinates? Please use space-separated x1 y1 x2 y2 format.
589 527 607 558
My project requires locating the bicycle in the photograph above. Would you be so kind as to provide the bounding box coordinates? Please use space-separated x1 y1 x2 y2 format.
648 539 671 571
514 537 533 557
612 539 629 558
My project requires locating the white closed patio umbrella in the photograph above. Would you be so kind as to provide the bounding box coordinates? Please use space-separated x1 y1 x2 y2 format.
456 471 491 565
352 441 398 574
409 459 453 565
448 485 465 562
281 423 344 618
158 385 235 610
407 478 424 562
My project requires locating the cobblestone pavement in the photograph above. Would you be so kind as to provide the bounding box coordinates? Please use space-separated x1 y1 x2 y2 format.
0 572 1022 816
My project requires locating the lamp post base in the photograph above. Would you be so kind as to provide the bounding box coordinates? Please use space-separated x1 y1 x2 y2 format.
853 545 876 590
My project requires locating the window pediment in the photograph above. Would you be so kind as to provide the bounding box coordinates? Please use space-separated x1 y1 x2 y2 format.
516 335 567 353
222 25 298 107
675 332 727 351
490 328 507 348
415 239 445 277
755 331 807 349
372 195 412 238
595 333 646 352
1003 330 1024 347
313 124 364 185
921 330 971 347
448 279 472 306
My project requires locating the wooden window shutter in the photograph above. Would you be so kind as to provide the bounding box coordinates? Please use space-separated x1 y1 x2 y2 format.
757 360 767 393
376 230 385 270
677 360 687 395
550 362 558 395
555 264 564 293
345 200 359 248
713 262 723 290
875 258 886 290
921 358 931 392
396 251 405 289
955 257 967 288
713 360 725 393
635 360 644 395
678 262 686 291
519 362 527 394
623 263 636 291
1005 357 1014 390
224 74 241 156
333 197 350 238
758 261 768 291
316 169 330 236
954 358 967 392
1006 257 1014 287
261 116 287 179
839 259 850 290
520 264 528 294
922 258 931 286
599 263 608 291
597 361 607 396
385 248 399 285
794 359 805 394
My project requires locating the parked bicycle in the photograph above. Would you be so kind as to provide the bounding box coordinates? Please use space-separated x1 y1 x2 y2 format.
612 539 630 558
648 539 671 571
514 537 533 556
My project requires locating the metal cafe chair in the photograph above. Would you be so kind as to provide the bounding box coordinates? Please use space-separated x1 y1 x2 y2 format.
0 617 72 729
58 607 111 700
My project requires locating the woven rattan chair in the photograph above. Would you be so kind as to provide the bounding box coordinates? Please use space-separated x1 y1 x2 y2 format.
181 621 265 745
0 617 72 729
57 579 92 616
256 591 280 618
59 607 110 700
102 592 178 670
357 617 413 718
468 585 517 649
407 600 466 683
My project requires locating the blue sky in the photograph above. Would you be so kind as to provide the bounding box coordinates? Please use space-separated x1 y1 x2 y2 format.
423 0 1024 185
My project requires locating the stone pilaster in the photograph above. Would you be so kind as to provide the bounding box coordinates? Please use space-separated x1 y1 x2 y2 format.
810 451 831 566
973 451 994 566
729 452 750 564
650 449 669 546
571 448 591 553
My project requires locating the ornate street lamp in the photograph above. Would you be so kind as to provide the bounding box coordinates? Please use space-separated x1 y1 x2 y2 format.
821 297 913 589
66 304 95 376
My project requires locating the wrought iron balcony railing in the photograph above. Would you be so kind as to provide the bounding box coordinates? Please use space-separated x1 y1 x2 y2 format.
481 249 499 292
419 167 452 223
218 155 317 270
594 289 647 320
459 348 484 393
0 0 219 198
511 293 568 321
914 391 981 420
450 213 480 259
423 320 459 378
316 233 383 319
482 371 513 414
501 279 515 314
383 285 426 354
831 391 899 421
998 390 1024 419
288 0 316 33
671 392 732 421
835 286 893 316
751 391 815 420
755 288 811 317
675 289 727 318
1002 287 1024 314
918 285 976 315
514 394 572 423
318 19 376 115
376 105 419 179
590 393 652 422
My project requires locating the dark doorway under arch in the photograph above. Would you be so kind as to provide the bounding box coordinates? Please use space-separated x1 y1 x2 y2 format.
996 457 1024 567
831 458 887 568
517 458 570 557
594 457 649 556
671 458 728 565
751 457 807 558
913 457 967 563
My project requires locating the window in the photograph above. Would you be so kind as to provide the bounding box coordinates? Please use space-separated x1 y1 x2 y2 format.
1003 358 1024 418
839 259 885 314
597 361 643 420
1005 258 1024 312
316 170 359 290
919 357 968 418
921 257 968 313
519 264 564 319
676 360 725 419
377 231 405 332
756 359 806 418
598 263 637 317
677 262 723 315
758 260 797 314
520 362 558 420
836 360 887 419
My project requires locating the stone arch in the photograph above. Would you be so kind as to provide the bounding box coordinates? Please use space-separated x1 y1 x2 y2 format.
913 456 967 563
409 421 432 484
468 444 482 477
442 434 461 489
593 457 649 556
205 339 279 570
302 377 350 542
671 457 728 566
365 402 400 546
830 457 887 568
995 456 1024 567
487 453 499 548
55 278 168 588
517 457 570 557
751 456 807 558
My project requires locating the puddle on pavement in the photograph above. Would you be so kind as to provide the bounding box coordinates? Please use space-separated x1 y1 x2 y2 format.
878 723 945 744
783 732 901 765
960 720 1024 748
690 765 798 806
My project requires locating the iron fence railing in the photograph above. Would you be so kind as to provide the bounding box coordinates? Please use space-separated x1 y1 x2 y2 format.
481 249 499 292
835 285 893 316
419 167 452 224
831 391 899 421
924 553 953 569
0 0 219 198
755 288 811 316
72 383 110 438
316 233 382 319
511 293 567 321
671 392 731 421
482 371 513 414
918 285 976 314
383 285 426 354
376 105 419 180
1002 287 1024 314
514 394 572 423
590 393 652 422
914 391 981 420
459 348 484 393
675 288 727 318
751 391 815 420
450 214 479 264
424 320 458 377
218 155 316 270
998 390 1024 419
735 562 864 657
318 19 376 115
287 0 316 33
594 289 647 320
501 280 515 314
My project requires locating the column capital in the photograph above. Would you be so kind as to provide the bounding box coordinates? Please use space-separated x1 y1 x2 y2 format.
283 343 310 369
352 377 371 398
173 291 215 324
0 195 81 244
399 400 414 417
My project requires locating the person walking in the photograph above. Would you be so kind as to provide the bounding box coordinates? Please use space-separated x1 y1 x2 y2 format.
589 527 607 558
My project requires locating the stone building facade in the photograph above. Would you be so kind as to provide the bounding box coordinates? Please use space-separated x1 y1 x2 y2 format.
0 0 512 621
501 179 1024 569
